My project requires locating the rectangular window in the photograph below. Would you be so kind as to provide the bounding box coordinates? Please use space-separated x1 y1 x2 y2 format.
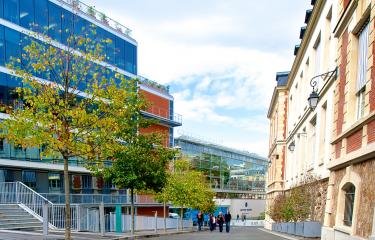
105 32 115 64
20 0 34 30
34 0 48 34
356 21 369 119
115 36 125 69
22 170 36 188
61 9 73 45
314 38 321 76
82 175 92 189
0 0 3 18
0 138 4 151
310 117 317 168
48 2 62 41
48 172 61 192
4 27 20 63
319 103 327 163
0 26 4 66
4 0 19 24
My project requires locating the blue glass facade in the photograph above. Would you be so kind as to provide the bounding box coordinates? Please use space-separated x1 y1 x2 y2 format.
0 0 137 75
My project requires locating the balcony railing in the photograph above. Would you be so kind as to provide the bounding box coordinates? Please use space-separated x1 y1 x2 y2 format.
143 105 182 125
138 76 170 94
40 193 160 205
58 0 132 37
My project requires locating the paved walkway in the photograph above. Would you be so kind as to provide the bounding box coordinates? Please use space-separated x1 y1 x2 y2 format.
148 227 289 240
0 227 292 240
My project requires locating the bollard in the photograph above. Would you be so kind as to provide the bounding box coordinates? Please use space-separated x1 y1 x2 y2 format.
42 201 49 237
99 202 105 236
154 211 157 233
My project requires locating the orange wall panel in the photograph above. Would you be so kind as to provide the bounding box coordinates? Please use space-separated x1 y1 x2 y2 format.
140 124 170 147
140 90 170 119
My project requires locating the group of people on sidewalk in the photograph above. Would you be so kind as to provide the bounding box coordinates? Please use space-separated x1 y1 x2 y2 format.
196 210 232 233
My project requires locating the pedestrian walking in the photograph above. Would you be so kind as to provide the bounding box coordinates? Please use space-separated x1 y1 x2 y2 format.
217 212 225 233
197 211 204 231
209 214 215 232
224 210 232 233
236 214 239 221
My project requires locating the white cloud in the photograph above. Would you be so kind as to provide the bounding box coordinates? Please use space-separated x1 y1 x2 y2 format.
84 0 312 156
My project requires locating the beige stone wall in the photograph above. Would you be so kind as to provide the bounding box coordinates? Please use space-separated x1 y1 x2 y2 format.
328 159 375 238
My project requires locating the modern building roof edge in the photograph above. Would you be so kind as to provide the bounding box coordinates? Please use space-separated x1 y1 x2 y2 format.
175 135 268 161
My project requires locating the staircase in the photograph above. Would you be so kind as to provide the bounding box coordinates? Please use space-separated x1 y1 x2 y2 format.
0 204 42 230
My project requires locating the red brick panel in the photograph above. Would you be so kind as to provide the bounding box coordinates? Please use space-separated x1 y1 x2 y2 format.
136 206 168 217
368 120 375 144
346 129 363 154
337 30 349 135
343 0 350 9
335 140 342 159
140 90 170 119
140 124 170 147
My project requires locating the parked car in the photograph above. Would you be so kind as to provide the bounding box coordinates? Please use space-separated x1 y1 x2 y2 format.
169 213 179 219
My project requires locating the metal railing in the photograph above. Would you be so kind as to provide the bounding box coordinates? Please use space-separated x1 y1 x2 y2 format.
143 105 182 125
0 181 52 218
0 182 81 230
41 193 128 204
58 0 132 37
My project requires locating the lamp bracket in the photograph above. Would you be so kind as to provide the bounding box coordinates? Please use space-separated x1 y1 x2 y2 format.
310 67 338 92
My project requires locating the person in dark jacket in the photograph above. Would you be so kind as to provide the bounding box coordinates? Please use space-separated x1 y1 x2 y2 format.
216 212 225 232
209 214 215 231
224 210 232 233
197 211 204 231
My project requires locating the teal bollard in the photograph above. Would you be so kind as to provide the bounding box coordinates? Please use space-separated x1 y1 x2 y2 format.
116 204 122 233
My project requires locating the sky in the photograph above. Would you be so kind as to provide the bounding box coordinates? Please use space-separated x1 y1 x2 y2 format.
85 0 312 157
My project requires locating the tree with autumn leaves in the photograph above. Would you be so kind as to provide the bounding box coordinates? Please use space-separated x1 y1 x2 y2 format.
156 159 216 230
0 28 156 239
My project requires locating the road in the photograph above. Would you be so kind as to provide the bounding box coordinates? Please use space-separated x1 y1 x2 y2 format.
148 227 288 240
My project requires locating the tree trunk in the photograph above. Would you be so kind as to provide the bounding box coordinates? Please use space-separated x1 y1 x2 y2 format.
64 155 71 240
130 188 135 235
180 207 183 231
163 200 166 232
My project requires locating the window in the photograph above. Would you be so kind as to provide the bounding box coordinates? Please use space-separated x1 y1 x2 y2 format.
20 0 34 29
0 138 4 151
22 170 36 188
34 0 48 33
48 2 62 41
356 21 369 119
48 172 62 192
319 102 327 163
343 183 355 226
314 36 321 76
61 9 73 45
0 0 3 18
4 0 19 24
0 26 4 66
309 117 317 168
4 27 20 63
82 175 92 189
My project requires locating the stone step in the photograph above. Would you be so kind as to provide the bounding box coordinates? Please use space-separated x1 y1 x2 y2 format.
0 218 40 224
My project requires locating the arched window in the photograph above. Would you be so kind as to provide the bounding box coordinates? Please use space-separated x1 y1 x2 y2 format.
343 183 355 226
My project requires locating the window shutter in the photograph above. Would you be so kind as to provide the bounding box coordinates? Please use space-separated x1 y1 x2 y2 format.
357 22 369 91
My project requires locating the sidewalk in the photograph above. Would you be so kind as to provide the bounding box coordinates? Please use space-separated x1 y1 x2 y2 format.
258 228 320 240
0 228 198 240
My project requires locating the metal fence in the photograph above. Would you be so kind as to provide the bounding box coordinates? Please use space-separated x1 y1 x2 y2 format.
41 193 128 205
106 214 191 232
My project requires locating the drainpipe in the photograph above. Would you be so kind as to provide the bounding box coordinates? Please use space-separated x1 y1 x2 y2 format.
370 205 375 240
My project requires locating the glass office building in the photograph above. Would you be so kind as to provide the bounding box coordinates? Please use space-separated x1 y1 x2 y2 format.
175 135 268 199
0 0 180 195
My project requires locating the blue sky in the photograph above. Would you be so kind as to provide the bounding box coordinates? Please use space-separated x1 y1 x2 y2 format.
86 0 311 157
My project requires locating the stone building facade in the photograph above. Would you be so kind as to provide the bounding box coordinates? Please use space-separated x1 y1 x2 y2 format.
267 0 375 239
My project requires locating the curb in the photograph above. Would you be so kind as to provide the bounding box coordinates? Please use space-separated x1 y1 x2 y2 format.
114 229 198 240
257 228 302 240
